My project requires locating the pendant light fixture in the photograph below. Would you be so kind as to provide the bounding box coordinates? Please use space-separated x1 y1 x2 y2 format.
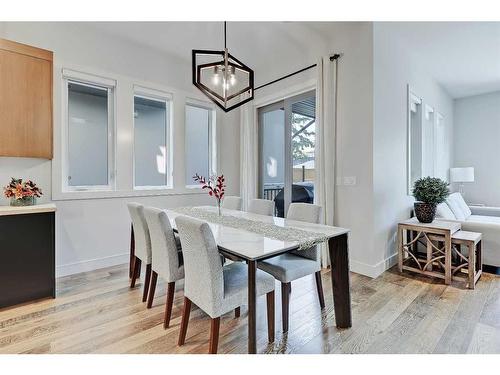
192 22 254 112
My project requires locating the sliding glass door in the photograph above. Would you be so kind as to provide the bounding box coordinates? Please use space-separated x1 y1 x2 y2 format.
258 90 316 217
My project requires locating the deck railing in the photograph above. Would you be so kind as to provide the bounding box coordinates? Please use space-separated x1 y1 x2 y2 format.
262 186 283 201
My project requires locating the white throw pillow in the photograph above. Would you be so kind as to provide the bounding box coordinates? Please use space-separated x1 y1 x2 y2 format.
436 202 456 220
446 193 467 221
452 192 472 218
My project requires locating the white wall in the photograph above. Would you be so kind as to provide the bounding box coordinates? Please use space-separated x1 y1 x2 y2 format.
1 21 456 280
0 22 240 276
328 23 375 276
454 91 500 205
372 23 455 276
253 22 376 276
122 20 458 281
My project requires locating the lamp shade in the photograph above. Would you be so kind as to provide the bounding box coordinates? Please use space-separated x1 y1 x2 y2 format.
450 167 474 183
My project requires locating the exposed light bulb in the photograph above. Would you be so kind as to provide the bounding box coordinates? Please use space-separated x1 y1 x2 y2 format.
229 66 236 86
222 71 230 90
212 66 220 85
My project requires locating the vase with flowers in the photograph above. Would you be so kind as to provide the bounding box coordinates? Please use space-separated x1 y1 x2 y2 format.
193 173 226 216
3 178 43 207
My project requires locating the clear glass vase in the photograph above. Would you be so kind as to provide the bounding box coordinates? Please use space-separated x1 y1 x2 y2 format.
10 196 36 207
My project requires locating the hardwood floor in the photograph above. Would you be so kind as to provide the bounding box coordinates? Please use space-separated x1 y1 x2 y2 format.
0 264 499 354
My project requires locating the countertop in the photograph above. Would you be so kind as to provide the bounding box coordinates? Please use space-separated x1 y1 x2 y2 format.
0 203 56 216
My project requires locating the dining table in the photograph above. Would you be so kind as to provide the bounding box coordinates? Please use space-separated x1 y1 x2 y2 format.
163 206 352 354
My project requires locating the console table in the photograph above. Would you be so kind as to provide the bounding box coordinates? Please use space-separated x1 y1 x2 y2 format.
0 204 56 308
448 231 482 289
398 218 459 284
398 218 482 289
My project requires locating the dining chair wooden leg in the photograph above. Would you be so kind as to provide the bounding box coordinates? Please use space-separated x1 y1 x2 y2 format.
164 282 175 329
130 257 141 288
266 290 275 343
314 271 325 309
281 282 291 332
142 264 152 302
129 224 135 279
234 306 240 318
178 297 192 346
209 317 221 354
147 271 158 309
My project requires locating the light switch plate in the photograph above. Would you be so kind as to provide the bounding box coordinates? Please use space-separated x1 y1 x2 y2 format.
343 176 357 186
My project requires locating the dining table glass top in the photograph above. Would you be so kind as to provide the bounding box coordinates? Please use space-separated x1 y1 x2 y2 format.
165 206 349 261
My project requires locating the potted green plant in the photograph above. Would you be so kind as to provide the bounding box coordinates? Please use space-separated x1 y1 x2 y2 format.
412 177 449 223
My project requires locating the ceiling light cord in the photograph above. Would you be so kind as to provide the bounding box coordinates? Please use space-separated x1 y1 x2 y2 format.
224 21 227 49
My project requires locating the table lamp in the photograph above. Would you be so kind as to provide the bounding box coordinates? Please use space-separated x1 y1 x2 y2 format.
450 167 474 195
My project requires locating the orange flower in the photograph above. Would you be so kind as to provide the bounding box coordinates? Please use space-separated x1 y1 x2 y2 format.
14 184 24 199
4 178 43 199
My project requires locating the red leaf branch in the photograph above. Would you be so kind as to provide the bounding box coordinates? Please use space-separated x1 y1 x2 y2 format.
193 173 226 204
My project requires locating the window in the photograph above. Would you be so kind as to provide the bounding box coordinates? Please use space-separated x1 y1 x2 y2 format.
408 88 423 192
64 72 115 191
434 113 447 180
57 69 220 199
258 91 316 217
185 102 216 186
133 87 172 188
407 85 446 193
422 104 435 178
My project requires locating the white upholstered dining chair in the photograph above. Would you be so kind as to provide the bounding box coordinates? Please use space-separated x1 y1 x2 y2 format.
127 203 153 303
222 196 242 210
257 203 324 332
175 215 276 354
247 198 275 216
143 207 185 329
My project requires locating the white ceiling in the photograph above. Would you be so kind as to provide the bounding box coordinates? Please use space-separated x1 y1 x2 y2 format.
89 22 337 85
380 22 500 98
88 22 500 99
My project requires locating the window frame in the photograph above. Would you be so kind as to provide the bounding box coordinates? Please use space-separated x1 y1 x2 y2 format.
434 112 447 181
132 85 173 190
257 90 316 216
407 85 423 195
62 69 116 192
184 98 217 188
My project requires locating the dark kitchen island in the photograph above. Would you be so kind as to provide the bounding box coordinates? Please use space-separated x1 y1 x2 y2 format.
0 204 56 309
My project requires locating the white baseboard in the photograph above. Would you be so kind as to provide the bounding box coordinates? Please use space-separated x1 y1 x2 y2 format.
56 252 129 278
350 252 398 278
57 251 399 280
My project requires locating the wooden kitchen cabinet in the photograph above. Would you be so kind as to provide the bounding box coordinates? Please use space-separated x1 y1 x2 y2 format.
0 38 53 159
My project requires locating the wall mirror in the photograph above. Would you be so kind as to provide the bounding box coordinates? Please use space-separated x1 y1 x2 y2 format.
407 85 446 194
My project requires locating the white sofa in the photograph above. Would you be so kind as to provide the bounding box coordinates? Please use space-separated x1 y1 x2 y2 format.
435 192 500 268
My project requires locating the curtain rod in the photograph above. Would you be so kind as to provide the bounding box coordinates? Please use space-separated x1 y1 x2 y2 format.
254 53 341 91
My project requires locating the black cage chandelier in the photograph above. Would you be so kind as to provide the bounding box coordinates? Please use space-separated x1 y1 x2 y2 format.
192 22 254 112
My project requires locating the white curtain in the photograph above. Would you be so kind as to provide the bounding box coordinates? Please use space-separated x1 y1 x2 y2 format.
239 98 258 210
314 56 339 268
